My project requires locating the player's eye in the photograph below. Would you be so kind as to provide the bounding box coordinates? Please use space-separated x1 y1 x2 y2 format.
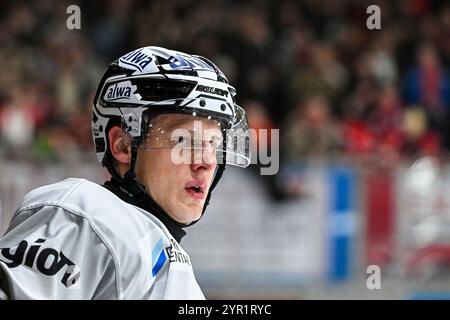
176 135 191 146
208 136 222 148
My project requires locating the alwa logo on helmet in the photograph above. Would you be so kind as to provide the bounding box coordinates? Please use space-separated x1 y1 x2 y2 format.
119 48 154 72
103 81 140 103
118 47 220 78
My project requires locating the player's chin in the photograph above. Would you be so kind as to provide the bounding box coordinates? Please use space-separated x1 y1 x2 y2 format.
186 204 203 223
180 204 203 223
175 212 201 224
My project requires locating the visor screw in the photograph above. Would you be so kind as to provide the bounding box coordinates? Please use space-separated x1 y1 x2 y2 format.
220 104 226 111
200 100 206 107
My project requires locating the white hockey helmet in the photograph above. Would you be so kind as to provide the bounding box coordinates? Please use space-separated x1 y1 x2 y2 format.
92 46 250 173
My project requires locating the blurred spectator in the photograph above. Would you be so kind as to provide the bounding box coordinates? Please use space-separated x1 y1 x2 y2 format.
341 80 377 157
246 100 277 153
0 87 41 156
367 33 398 86
368 85 404 163
404 42 450 108
246 100 284 201
284 95 342 162
291 41 349 105
404 43 450 148
401 107 441 159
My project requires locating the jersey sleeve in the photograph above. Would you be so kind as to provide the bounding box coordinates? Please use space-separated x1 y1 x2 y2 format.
0 205 118 299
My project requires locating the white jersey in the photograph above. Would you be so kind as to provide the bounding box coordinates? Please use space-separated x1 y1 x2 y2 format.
0 178 205 300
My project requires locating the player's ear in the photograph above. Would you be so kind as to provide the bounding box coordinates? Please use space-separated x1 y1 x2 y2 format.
108 126 131 165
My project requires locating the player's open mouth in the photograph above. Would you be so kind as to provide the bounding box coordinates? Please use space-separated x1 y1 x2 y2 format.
185 181 206 200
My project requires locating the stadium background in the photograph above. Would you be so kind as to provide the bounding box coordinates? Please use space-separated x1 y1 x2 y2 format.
1 0 450 299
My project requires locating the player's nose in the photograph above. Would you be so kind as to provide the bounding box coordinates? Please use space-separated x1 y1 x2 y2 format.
190 148 217 171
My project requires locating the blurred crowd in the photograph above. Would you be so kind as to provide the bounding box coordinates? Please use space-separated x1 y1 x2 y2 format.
0 0 449 171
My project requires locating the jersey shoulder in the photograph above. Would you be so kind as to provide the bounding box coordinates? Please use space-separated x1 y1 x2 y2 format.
18 178 167 241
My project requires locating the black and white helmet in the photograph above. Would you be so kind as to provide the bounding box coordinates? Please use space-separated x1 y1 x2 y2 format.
92 46 250 172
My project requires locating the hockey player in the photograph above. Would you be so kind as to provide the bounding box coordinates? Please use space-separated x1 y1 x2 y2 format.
0 46 250 299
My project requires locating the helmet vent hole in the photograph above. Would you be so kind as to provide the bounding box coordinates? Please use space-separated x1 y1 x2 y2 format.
99 125 103 132
220 104 226 111
200 100 206 107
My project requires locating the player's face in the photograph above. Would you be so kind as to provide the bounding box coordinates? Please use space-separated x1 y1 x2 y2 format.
135 114 221 223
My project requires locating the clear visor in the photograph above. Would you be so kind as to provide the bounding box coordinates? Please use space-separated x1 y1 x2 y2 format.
137 99 250 168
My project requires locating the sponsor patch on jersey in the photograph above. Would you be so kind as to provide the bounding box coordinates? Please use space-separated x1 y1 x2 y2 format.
151 237 167 277
0 238 80 288
165 239 191 266
119 48 159 73
103 80 140 103
150 237 191 277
